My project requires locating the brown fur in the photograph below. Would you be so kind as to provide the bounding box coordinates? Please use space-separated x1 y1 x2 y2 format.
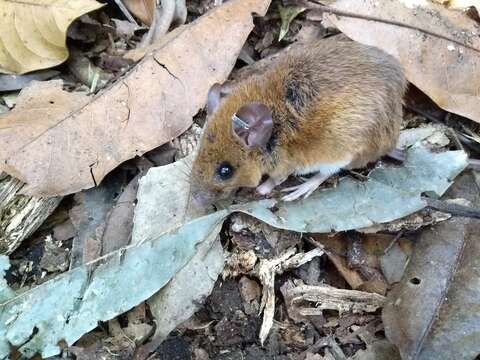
191 38 407 202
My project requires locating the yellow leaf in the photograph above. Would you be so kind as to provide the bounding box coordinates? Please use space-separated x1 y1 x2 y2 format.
0 0 103 75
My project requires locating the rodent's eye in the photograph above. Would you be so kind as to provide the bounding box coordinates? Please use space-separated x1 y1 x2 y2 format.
216 162 234 181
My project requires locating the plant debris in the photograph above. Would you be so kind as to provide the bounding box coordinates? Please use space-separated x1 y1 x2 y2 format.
1 1 480 358
327 0 480 123
0 0 103 74
0 0 271 197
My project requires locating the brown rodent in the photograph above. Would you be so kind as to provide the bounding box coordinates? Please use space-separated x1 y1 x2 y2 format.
190 38 407 205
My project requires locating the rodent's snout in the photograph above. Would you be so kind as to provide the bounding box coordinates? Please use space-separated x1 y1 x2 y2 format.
191 189 216 206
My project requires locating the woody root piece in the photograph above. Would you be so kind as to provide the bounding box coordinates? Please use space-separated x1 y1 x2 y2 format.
255 247 324 344
281 282 386 320
0 173 61 254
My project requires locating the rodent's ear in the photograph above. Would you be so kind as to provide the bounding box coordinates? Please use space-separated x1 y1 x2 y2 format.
232 102 273 149
207 83 222 115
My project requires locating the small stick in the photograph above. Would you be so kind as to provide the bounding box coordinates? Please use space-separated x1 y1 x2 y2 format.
384 231 404 255
309 1 480 54
423 197 480 219
113 0 139 25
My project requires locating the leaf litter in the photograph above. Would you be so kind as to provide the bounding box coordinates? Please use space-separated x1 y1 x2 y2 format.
0 0 103 74
383 172 480 360
1 0 480 359
0 0 271 197
0 144 467 358
326 0 480 123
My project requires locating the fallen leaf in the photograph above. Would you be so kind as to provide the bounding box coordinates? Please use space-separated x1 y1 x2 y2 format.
0 70 59 92
52 219 76 243
397 124 450 150
67 49 113 91
313 234 364 290
241 147 467 233
328 0 480 123
132 155 222 351
1 92 19 109
313 233 409 293
0 209 228 359
352 339 401 360
101 173 144 256
136 235 224 358
0 146 466 358
0 0 272 196
383 173 480 360
379 243 410 285
278 5 306 41
132 156 206 243
0 0 103 74
383 173 480 359
123 0 156 25
69 175 125 267
149 236 224 339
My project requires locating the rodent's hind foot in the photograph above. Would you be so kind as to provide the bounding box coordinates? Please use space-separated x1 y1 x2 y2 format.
281 172 331 201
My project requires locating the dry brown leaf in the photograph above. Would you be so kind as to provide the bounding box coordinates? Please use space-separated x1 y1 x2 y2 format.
383 173 480 359
123 0 156 25
0 0 103 74
0 0 271 196
328 0 480 123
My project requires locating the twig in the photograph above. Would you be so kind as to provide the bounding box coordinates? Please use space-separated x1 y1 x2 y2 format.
309 1 480 54
141 0 187 46
384 231 404 255
255 247 324 345
113 0 139 25
423 197 480 219
283 283 385 315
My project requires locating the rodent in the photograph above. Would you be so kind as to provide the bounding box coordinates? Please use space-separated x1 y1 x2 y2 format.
190 37 407 205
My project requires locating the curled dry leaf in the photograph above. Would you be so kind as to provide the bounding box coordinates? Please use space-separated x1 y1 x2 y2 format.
0 0 103 74
0 0 272 196
328 0 480 123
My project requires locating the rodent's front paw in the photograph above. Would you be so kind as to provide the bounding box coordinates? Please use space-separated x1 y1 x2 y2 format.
256 178 276 195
